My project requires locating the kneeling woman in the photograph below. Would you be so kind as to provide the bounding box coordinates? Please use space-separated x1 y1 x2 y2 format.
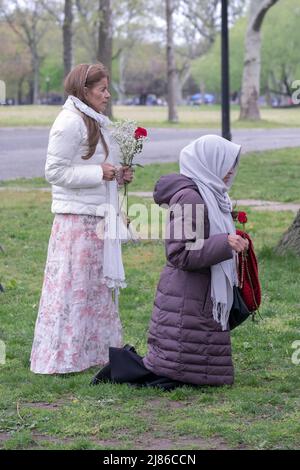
92 135 248 389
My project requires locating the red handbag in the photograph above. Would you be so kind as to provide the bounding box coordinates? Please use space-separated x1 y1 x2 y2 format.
236 229 261 313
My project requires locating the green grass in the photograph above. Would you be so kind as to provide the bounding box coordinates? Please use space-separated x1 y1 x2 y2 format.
1 104 300 128
0 185 300 450
130 148 300 203
0 177 49 189
2 147 299 203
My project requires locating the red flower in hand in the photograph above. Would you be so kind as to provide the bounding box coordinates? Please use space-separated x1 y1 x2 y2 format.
134 127 148 139
238 211 248 224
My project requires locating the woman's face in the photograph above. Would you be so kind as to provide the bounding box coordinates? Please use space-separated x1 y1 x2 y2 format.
84 77 110 113
223 167 235 185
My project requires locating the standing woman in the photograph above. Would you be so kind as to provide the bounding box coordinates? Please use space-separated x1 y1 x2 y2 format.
30 63 133 374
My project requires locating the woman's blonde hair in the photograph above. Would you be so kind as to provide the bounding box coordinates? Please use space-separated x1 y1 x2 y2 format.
64 63 109 160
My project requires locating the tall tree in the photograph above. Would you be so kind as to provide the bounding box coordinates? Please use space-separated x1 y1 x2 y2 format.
166 0 178 122
41 0 74 86
239 0 279 120
111 0 149 103
75 0 100 62
63 0 73 79
97 0 113 117
277 211 300 257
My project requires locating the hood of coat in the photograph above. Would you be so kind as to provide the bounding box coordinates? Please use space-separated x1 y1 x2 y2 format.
153 173 199 206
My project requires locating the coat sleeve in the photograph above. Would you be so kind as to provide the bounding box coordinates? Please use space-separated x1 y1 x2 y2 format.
166 190 233 271
45 115 104 189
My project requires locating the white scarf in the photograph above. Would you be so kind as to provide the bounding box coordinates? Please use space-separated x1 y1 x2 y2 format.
65 95 126 293
179 135 241 331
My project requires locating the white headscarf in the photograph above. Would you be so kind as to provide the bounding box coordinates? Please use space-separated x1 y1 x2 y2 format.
179 134 241 331
64 95 126 293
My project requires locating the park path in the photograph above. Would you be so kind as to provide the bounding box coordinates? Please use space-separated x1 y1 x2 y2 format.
1 127 300 180
129 193 300 212
0 186 299 213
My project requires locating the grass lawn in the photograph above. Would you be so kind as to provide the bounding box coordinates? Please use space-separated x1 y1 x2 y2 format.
0 104 300 128
1 147 300 203
0 149 300 450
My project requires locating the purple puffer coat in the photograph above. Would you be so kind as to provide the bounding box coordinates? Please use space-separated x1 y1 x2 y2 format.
142 174 235 386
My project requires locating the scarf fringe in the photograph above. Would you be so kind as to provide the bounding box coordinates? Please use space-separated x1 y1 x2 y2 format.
212 299 230 332
100 277 127 290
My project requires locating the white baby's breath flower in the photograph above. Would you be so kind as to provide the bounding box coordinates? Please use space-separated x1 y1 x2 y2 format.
110 119 147 167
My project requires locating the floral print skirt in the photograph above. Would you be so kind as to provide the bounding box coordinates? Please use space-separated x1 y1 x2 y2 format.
30 214 123 374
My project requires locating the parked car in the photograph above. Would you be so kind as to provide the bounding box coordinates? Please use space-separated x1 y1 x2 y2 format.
123 94 166 106
187 93 215 105
124 96 140 105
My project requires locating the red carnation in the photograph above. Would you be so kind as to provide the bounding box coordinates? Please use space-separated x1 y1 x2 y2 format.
238 211 248 224
134 127 148 139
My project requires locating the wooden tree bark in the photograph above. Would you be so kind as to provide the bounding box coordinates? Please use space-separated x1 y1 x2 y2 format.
277 211 300 256
166 0 178 123
97 0 113 118
239 0 278 120
63 0 73 79
32 48 40 105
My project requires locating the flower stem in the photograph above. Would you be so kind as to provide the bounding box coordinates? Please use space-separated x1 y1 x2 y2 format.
124 182 128 218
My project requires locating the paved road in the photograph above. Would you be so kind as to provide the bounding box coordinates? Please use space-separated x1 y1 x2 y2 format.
1 127 300 180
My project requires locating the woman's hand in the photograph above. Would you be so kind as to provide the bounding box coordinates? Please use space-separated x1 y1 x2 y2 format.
122 166 134 184
101 163 116 181
228 234 249 253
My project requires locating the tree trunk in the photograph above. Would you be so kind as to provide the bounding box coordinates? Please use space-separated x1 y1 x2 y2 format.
112 50 126 104
166 0 178 123
17 77 25 105
28 78 34 104
277 210 300 256
97 0 113 119
32 54 40 105
175 65 191 106
175 75 184 106
63 0 73 79
239 0 278 121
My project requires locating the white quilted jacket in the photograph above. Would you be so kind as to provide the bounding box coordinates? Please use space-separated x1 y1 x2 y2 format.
45 99 118 216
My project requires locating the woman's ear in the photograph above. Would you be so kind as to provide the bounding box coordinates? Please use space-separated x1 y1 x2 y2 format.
83 86 89 98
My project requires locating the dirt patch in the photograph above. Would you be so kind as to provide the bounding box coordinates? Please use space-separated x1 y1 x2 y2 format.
0 430 245 450
138 397 193 420
134 434 235 450
21 400 68 410
0 432 10 443
147 398 190 409
0 397 246 450
0 431 121 449
31 433 120 448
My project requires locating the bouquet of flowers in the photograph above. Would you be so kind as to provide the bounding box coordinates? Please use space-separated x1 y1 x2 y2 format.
111 120 147 167
111 120 148 218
